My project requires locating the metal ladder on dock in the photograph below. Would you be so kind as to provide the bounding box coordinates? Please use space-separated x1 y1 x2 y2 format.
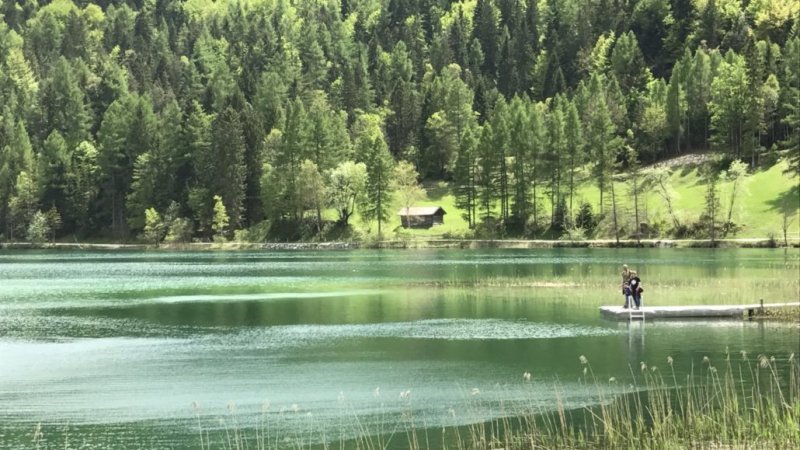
628 296 645 321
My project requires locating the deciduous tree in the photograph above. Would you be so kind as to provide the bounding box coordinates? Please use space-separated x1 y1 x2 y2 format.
393 160 425 228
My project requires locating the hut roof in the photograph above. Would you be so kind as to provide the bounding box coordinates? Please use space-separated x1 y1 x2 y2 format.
398 206 447 216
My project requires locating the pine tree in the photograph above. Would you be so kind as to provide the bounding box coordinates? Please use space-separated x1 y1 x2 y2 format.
37 131 70 225
625 143 643 243
529 100 548 229
38 57 91 149
8 171 39 240
497 26 518 97
665 68 686 155
270 99 311 221
27 210 50 243
211 108 247 230
586 74 619 214
696 0 721 48
472 0 499 78
66 141 99 234
354 113 394 236
574 202 595 235
545 101 566 229
710 53 752 158
127 152 159 231
45 206 61 243
509 96 531 226
298 159 327 233
424 64 475 178
0 113 34 237
143 207 165 245
564 100 584 220
158 100 187 207
476 123 498 222
701 164 721 245
211 194 229 241
489 98 511 224
453 126 479 227
185 101 214 236
386 41 421 158
687 49 713 149
97 95 157 236
610 32 650 99
308 94 350 171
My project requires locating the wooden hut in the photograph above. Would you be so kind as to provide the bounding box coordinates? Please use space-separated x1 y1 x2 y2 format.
398 206 447 228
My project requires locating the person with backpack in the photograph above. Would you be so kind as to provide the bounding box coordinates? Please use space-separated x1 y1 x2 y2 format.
629 270 643 309
621 264 632 308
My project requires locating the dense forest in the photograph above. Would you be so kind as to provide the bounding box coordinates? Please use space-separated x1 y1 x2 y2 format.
0 0 798 242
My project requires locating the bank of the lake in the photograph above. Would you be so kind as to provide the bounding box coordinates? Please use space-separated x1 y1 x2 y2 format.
2 236 800 251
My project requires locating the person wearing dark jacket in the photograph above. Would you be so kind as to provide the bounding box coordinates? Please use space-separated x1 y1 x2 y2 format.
629 271 643 309
621 264 632 308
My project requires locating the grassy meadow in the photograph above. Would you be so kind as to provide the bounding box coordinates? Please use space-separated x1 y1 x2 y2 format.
344 158 800 241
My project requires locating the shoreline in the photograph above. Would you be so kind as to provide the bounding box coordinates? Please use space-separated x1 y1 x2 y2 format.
1 237 799 251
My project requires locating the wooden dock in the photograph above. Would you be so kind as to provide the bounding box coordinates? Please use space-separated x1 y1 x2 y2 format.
599 302 800 320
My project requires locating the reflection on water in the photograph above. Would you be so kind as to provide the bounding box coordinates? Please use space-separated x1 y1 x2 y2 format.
0 248 797 449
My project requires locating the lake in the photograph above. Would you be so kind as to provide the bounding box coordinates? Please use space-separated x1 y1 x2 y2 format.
0 248 798 449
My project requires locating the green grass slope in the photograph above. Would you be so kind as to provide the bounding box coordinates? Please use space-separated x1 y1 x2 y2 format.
349 158 799 240
660 160 798 239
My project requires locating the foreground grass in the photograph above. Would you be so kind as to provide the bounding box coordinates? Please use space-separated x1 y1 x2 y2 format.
191 352 799 450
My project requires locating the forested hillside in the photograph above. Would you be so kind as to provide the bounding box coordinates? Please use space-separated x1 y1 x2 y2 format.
0 0 798 242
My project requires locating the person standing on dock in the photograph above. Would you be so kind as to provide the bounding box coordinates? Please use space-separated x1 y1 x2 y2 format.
629 271 642 309
621 264 632 308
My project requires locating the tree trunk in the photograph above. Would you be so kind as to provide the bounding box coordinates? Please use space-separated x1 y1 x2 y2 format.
316 205 322 234
685 116 690 153
599 181 604 215
377 178 382 237
632 173 640 245
470 168 476 228
568 154 575 225
550 179 555 228
726 178 738 236
532 170 538 232
657 176 680 230
111 173 117 237
610 179 619 244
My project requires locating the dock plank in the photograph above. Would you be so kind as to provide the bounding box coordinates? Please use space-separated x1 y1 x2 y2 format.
599 302 799 320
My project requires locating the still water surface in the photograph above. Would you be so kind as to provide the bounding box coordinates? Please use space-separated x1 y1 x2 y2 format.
1 249 798 448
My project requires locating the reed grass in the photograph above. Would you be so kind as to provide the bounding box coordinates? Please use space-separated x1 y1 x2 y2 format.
758 306 800 323
189 351 799 450
399 275 800 294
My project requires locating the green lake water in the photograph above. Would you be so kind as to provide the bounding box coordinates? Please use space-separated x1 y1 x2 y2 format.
0 248 798 448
